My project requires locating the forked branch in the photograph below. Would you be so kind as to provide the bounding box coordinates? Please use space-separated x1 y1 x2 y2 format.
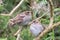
0 0 24 16
35 0 54 40
36 21 60 40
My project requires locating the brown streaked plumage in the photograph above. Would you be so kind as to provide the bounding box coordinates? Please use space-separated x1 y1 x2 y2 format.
8 11 32 27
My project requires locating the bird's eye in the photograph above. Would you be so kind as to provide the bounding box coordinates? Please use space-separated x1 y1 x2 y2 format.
33 20 36 23
25 12 29 15
27 11 30 13
46 4 48 6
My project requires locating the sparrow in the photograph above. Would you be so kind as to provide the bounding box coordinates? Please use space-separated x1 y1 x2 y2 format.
8 11 32 27
30 20 44 37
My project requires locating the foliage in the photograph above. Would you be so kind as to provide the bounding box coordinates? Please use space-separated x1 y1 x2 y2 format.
0 0 60 40
0 15 10 29
0 5 4 13
0 38 7 40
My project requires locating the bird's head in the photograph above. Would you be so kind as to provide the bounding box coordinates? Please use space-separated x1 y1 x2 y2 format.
25 11 32 15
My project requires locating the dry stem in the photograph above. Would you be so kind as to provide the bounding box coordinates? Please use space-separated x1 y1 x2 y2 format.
0 0 24 16
35 0 54 40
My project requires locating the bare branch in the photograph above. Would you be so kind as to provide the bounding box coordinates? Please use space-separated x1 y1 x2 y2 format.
0 0 24 16
35 0 54 40
29 12 48 25
16 34 20 40
14 26 22 36
29 0 54 25
36 21 60 40
14 26 23 40
47 0 54 27
16 33 23 40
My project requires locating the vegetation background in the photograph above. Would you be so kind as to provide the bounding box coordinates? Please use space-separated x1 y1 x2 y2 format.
0 0 60 40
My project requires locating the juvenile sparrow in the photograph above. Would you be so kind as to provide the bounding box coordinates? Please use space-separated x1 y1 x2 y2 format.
30 20 44 37
8 11 32 27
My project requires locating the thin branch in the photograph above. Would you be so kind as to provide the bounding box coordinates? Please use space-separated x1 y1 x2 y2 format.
0 0 24 16
14 26 22 36
29 0 54 25
15 26 23 40
47 0 54 27
36 21 60 40
35 0 54 40
16 34 20 40
16 33 23 40
29 12 48 25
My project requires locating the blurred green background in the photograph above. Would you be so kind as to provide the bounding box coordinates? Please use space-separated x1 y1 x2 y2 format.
0 0 60 40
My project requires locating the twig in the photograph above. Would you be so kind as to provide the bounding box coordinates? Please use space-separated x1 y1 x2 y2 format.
14 26 22 36
16 33 23 40
28 0 53 25
0 0 24 16
16 33 20 40
35 0 54 40
45 0 54 28
15 26 23 40
47 0 54 27
36 21 60 40
28 12 48 25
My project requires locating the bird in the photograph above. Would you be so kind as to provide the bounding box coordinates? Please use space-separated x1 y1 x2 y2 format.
8 11 32 27
30 20 44 37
